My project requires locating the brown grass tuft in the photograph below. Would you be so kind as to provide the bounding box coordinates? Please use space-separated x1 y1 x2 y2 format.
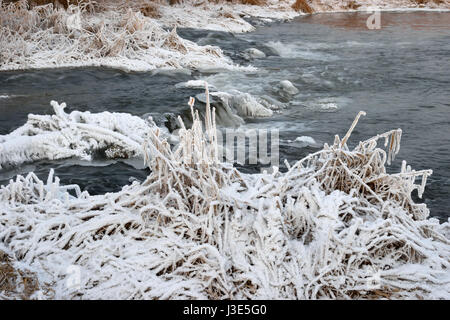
414 0 445 4
139 2 161 18
238 0 267 5
2 0 96 10
346 0 361 10
0 250 41 299
292 0 314 13
170 0 268 5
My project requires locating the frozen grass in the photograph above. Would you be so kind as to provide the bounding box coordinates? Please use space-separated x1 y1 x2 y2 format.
0 93 448 299
0 249 47 299
0 101 155 168
0 0 239 71
292 0 314 13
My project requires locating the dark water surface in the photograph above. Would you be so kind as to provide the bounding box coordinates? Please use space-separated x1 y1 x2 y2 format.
1 12 449 220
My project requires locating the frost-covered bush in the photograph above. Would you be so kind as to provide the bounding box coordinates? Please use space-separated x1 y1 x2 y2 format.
1 93 448 299
0 0 235 71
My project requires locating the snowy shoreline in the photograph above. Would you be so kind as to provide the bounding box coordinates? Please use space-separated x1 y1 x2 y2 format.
1 1 450 73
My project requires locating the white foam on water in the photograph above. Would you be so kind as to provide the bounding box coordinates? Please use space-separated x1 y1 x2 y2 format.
267 41 339 61
1 0 450 300
294 136 317 145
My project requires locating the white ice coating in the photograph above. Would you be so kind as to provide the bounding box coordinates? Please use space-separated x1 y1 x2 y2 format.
280 80 300 95
175 80 217 91
242 48 267 60
295 136 317 145
0 89 274 170
157 1 300 33
177 82 275 125
0 101 154 169
0 99 448 299
212 90 274 118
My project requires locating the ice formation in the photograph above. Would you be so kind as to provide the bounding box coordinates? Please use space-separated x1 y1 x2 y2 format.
295 135 317 145
212 90 274 118
157 1 299 33
0 95 449 299
0 101 155 169
242 48 266 60
175 80 217 91
280 80 300 95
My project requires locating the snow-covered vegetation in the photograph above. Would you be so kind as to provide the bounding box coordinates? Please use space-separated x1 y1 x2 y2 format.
1 94 449 299
0 0 243 71
1 0 449 300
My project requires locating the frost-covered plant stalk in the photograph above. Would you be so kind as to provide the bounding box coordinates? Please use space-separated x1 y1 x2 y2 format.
0 93 449 299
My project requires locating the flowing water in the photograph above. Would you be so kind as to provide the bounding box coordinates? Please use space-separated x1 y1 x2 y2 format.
1 12 449 220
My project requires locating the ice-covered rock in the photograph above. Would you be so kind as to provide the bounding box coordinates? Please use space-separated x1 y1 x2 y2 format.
260 95 287 110
212 90 273 119
175 80 217 91
195 92 245 128
280 80 299 95
0 101 156 169
243 48 266 59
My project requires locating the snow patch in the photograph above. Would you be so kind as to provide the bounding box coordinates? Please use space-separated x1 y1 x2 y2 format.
267 41 338 61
